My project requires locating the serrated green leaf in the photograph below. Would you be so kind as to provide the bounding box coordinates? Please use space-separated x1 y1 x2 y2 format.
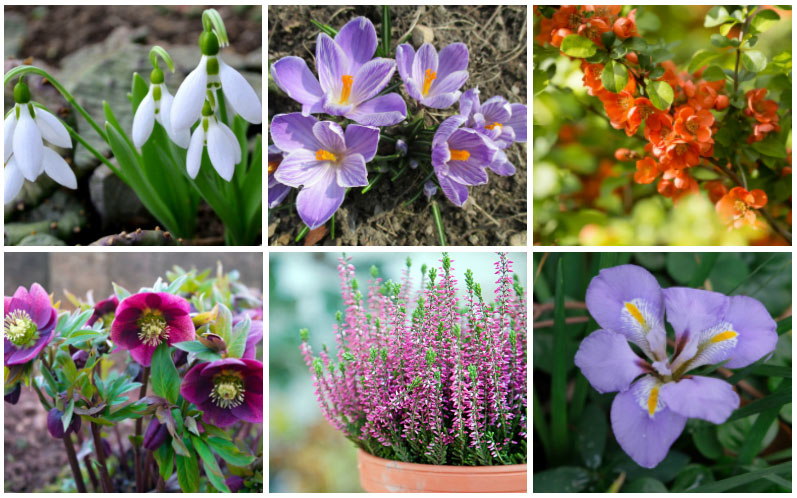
751 9 781 33
151 343 180 404
601 61 629 93
702 65 727 82
648 80 674 110
560 34 598 58
742 50 768 72
688 49 721 73
175 447 199 493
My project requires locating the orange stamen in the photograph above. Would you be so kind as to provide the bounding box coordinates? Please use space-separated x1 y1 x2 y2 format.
339 75 354 104
422 69 437 96
484 122 503 131
268 161 280 174
316 149 337 162
449 149 470 161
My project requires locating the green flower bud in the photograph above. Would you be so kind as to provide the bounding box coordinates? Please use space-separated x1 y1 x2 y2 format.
201 101 214 117
199 31 220 56
299 328 309 342
150 68 164 84
13 81 31 104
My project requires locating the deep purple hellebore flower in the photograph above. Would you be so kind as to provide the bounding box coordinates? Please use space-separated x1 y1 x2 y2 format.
87 295 119 327
270 112 379 229
5 383 21 405
575 264 777 469
47 407 82 439
396 42 469 109
180 358 263 427
226 475 245 492
268 145 291 208
110 292 195 367
270 17 407 126
431 115 497 207
142 417 170 451
4 284 57 366
459 88 527 176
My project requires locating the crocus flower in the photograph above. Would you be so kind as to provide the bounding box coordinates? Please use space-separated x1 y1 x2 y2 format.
431 115 497 207
87 295 120 327
186 102 242 181
270 112 379 229
396 42 469 109
575 264 777 468
132 69 189 148
142 418 169 451
180 358 263 427
171 31 261 132
110 292 195 367
270 17 406 126
4 283 57 365
5 81 77 204
47 407 82 439
268 145 291 208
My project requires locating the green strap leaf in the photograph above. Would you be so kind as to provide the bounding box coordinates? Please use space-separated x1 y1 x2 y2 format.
601 61 629 93
151 343 180 404
648 80 674 110
736 407 780 464
689 461 791 492
727 380 791 422
551 258 568 461
560 34 598 58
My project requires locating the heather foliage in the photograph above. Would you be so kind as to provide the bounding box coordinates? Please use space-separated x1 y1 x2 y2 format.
300 253 527 465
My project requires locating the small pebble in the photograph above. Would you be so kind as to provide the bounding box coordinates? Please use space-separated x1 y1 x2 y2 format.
412 25 434 45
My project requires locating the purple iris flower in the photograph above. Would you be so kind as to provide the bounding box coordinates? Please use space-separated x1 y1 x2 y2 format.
270 17 407 126
459 88 527 176
396 42 469 109
270 112 379 229
575 264 777 469
431 115 497 207
4 284 57 366
268 145 291 208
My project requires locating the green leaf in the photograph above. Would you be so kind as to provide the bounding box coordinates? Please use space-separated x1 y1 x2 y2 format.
214 303 234 345
705 6 732 27
533 388 552 460
227 315 250 359
726 380 790 423
113 282 131 301
191 436 231 492
614 450 689 482
551 258 568 461
601 30 616 49
736 408 780 464
776 316 791 335
689 461 791 492
742 50 768 72
625 37 648 52
711 33 735 48
151 343 180 404
533 68 549 96
719 21 738 36
648 80 674 110
648 66 665 80
622 477 668 492
702 65 727 82
751 9 781 33
533 467 591 492
175 446 199 493
577 403 606 469
692 421 723 460
752 136 787 158
61 398 75 432
560 34 598 58
601 61 629 93
688 49 721 73
667 253 698 284
688 253 719 287
671 464 715 492
153 443 175 482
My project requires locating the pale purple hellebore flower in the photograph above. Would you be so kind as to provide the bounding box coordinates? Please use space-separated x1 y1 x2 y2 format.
268 145 291 208
574 264 777 469
270 17 407 126
459 88 527 176
269 112 379 229
396 42 469 109
431 115 497 207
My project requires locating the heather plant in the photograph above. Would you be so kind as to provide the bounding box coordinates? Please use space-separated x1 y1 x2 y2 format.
4 265 263 493
299 253 527 465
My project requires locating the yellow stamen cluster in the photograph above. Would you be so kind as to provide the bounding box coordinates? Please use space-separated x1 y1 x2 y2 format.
268 161 280 174
449 149 470 161
484 122 503 131
4 310 39 347
210 373 246 409
422 69 437 96
137 311 170 347
339 75 354 104
316 149 338 162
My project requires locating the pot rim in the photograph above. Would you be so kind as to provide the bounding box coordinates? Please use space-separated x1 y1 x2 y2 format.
357 448 528 474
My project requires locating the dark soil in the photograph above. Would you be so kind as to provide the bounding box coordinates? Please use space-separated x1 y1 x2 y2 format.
267 6 528 246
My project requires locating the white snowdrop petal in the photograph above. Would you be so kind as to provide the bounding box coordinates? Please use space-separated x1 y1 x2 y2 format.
159 91 190 148
219 121 242 164
186 127 205 179
42 147 77 189
207 122 234 181
219 60 262 124
4 112 17 162
13 109 44 181
171 57 208 131
4 157 24 204
132 91 156 148
35 108 72 148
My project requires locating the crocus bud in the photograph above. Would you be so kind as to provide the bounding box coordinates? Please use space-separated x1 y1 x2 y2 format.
47 408 81 439
72 350 89 369
409 159 419 170
142 418 170 451
396 139 408 156
423 181 438 201
5 383 21 405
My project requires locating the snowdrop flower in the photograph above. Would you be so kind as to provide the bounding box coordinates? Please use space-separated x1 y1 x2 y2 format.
171 30 262 133
186 102 241 182
133 67 189 148
4 80 77 204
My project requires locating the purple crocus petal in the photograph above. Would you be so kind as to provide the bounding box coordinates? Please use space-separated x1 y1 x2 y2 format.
269 113 320 153
663 287 729 343
429 70 469 98
344 124 379 162
295 165 345 229
480 96 512 124
268 178 291 208
659 376 739 424
412 43 439 85
459 87 481 120
448 128 496 174
436 42 469 81
273 150 325 188
334 17 377 75
436 174 469 207
722 296 777 368
395 44 417 96
316 33 350 95
421 92 461 110
336 153 368 187
350 58 396 105
575 329 645 394
344 93 406 127
585 264 665 361
495 125 517 148
431 142 451 171
489 148 516 176
269 57 324 110
507 104 527 142
432 115 467 148
312 121 346 153
243 320 263 360
611 379 687 469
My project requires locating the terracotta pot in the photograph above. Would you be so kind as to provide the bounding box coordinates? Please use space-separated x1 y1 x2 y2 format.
357 449 527 493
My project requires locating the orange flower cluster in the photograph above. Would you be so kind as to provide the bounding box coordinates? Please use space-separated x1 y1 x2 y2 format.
744 88 781 144
535 5 637 48
716 187 768 229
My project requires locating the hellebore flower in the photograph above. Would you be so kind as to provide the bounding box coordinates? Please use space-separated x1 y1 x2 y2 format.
241 320 263 360
270 112 379 229
142 417 170 451
47 407 82 439
268 145 291 208
459 88 527 175
270 17 407 126
71 349 89 369
186 102 242 182
575 264 777 468
110 292 195 367
171 31 262 132
396 42 469 109
5 81 77 204
4 283 57 365
133 68 189 148
226 476 245 493
87 295 120 327
431 115 497 207
5 383 21 405
180 358 263 427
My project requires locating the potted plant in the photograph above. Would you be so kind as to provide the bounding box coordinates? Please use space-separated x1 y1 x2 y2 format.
300 253 527 492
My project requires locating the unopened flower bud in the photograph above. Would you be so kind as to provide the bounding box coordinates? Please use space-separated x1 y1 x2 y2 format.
71 350 89 369
5 383 21 405
715 94 729 111
395 139 408 156
47 408 81 439
423 180 438 201
409 159 419 170
142 418 170 451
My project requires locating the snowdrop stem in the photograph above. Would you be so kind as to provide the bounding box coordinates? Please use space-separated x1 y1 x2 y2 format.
4 65 108 142
201 8 229 47
51 110 120 175
148 45 175 73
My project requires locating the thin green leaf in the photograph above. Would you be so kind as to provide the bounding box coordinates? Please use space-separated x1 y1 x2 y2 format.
736 407 780 464
382 6 391 57
754 365 792 378
551 258 568 461
191 436 231 492
776 316 791 335
532 387 552 459
727 381 791 422
151 343 180 404
61 398 75 432
689 461 791 492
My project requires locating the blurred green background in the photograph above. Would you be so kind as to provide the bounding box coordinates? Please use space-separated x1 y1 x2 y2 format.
269 252 527 492
533 6 793 245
